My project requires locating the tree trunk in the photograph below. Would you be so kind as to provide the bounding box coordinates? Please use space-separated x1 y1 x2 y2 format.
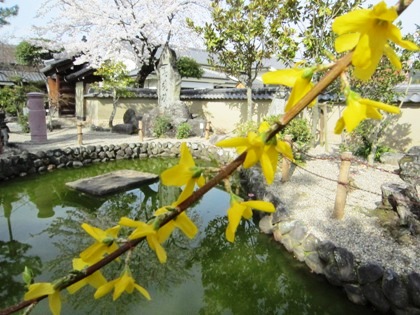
109 88 118 128
246 85 253 121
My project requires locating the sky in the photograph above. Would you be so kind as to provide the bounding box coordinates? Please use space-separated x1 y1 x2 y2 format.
0 0 419 45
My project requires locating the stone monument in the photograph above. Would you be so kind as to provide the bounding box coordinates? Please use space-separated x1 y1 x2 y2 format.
156 44 190 125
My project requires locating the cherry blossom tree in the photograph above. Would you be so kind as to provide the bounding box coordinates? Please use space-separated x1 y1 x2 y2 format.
34 0 210 87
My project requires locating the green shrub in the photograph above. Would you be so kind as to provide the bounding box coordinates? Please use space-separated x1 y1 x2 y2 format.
153 116 171 138
176 122 192 139
340 120 391 161
18 114 30 133
234 120 258 137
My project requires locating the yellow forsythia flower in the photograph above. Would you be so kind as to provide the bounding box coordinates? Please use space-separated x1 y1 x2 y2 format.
161 142 205 203
154 206 198 241
119 217 167 263
334 90 400 134
67 258 107 294
80 223 120 264
226 194 275 243
262 67 316 112
94 268 151 301
24 283 61 315
217 121 293 184
332 1 419 81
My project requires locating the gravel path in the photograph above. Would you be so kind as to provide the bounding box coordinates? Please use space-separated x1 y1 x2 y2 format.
266 151 419 275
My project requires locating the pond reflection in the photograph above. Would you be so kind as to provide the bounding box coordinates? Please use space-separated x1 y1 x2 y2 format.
0 157 378 315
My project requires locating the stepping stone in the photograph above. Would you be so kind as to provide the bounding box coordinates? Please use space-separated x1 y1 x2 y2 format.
66 170 158 196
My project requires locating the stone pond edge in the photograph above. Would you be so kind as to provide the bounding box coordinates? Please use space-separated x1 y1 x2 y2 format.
242 167 420 315
1 141 419 314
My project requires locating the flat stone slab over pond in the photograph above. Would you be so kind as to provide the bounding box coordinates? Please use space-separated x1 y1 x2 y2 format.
66 170 158 196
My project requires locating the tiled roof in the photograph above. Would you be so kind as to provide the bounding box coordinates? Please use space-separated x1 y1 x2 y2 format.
85 87 281 100
0 69 46 84
180 87 279 100
394 84 420 103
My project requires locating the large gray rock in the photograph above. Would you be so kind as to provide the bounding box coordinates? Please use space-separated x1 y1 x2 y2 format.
382 269 409 309
399 146 420 189
358 263 384 285
381 182 420 225
363 282 391 313
66 170 158 196
407 272 420 308
380 152 405 166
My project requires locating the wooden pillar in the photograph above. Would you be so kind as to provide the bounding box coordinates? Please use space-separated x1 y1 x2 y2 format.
205 121 211 140
75 82 85 121
77 122 83 145
322 104 328 151
281 134 293 183
332 152 352 220
138 120 143 142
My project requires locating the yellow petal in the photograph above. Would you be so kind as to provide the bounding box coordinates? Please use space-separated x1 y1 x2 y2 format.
334 117 345 134
365 106 383 120
160 164 193 187
113 274 130 300
80 243 105 263
196 175 206 187
372 1 397 21
352 33 373 69
241 200 275 212
119 217 141 228
179 142 195 168
157 221 176 243
332 9 371 35
226 203 245 243
335 33 360 53
262 68 301 87
176 179 195 204
243 147 260 168
216 137 248 148
94 280 116 299
106 225 121 239
81 223 106 242
67 279 87 294
87 271 108 289
129 224 155 240
387 24 418 51
260 150 275 185
24 283 55 300
360 98 400 114
242 207 253 219
276 140 293 161
148 235 167 263
48 291 61 315
383 44 401 69
285 76 312 112
134 284 151 301
175 213 198 239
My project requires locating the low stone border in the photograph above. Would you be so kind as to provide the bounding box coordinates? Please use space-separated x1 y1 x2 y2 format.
242 167 420 315
0 141 234 181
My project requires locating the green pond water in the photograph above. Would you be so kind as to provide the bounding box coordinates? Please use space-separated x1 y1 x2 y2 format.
0 157 379 315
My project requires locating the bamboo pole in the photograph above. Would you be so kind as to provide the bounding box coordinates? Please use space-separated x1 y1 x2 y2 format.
205 121 211 140
332 152 352 219
77 122 83 145
281 134 293 183
138 120 143 142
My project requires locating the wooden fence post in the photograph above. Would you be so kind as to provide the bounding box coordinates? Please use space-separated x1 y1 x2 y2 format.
332 151 352 220
205 121 211 140
138 120 143 142
281 134 293 183
77 122 83 145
